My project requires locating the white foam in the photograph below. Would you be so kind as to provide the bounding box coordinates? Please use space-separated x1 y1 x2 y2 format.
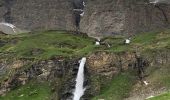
83 1 86 7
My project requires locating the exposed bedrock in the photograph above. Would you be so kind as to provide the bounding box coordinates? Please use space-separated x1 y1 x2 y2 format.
0 0 170 37
80 0 170 37
0 0 75 31
0 49 170 99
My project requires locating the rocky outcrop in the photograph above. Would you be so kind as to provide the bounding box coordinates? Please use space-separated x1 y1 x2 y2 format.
80 0 170 37
0 52 134 99
85 52 138 97
0 49 170 99
0 57 84 100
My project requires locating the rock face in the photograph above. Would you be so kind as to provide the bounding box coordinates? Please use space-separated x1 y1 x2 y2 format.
80 0 170 37
0 52 137 99
0 0 170 37
85 52 137 97
0 0 75 31
0 57 85 100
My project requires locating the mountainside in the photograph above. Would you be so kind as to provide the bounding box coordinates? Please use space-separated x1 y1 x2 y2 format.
0 0 170 37
80 0 170 37
0 0 170 100
0 0 75 31
0 30 170 100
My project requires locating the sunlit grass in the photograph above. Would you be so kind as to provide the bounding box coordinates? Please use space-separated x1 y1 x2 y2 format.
0 81 51 100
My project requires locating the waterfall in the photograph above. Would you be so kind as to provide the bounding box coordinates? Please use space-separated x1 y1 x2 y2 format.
73 57 86 100
73 0 85 28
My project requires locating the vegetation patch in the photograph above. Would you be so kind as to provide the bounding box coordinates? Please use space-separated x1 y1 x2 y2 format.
92 72 136 100
0 31 96 60
148 92 170 100
0 81 51 100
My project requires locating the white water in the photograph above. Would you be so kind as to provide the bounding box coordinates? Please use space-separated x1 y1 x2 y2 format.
83 1 86 7
73 57 86 100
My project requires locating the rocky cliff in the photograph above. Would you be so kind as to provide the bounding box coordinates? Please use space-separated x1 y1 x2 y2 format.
0 0 170 37
80 0 170 37
0 0 75 31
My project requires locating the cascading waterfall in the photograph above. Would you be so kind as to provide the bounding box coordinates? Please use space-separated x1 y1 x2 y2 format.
73 0 85 29
73 57 86 100
4 0 15 23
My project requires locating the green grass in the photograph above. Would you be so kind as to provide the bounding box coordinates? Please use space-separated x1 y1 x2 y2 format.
147 64 170 88
92 72 136 100
1 30 169 61
148 92 170 100
132 32 157 44
0 31 96 60
99 31 170 53
132 31 170 51
0 81 51 100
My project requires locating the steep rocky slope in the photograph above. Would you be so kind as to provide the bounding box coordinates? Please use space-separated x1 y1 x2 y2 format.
80 0 170 37
0 0 75 31
0 0 170 37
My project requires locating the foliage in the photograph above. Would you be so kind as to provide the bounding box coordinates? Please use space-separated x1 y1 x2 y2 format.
0 81 51 100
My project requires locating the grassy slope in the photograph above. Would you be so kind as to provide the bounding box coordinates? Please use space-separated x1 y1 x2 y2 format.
0 30 170 100
92 72 136 100
0 81 51 100
148 92 170 100
92 30 170 100
0 31 96 60
1 30 170 60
